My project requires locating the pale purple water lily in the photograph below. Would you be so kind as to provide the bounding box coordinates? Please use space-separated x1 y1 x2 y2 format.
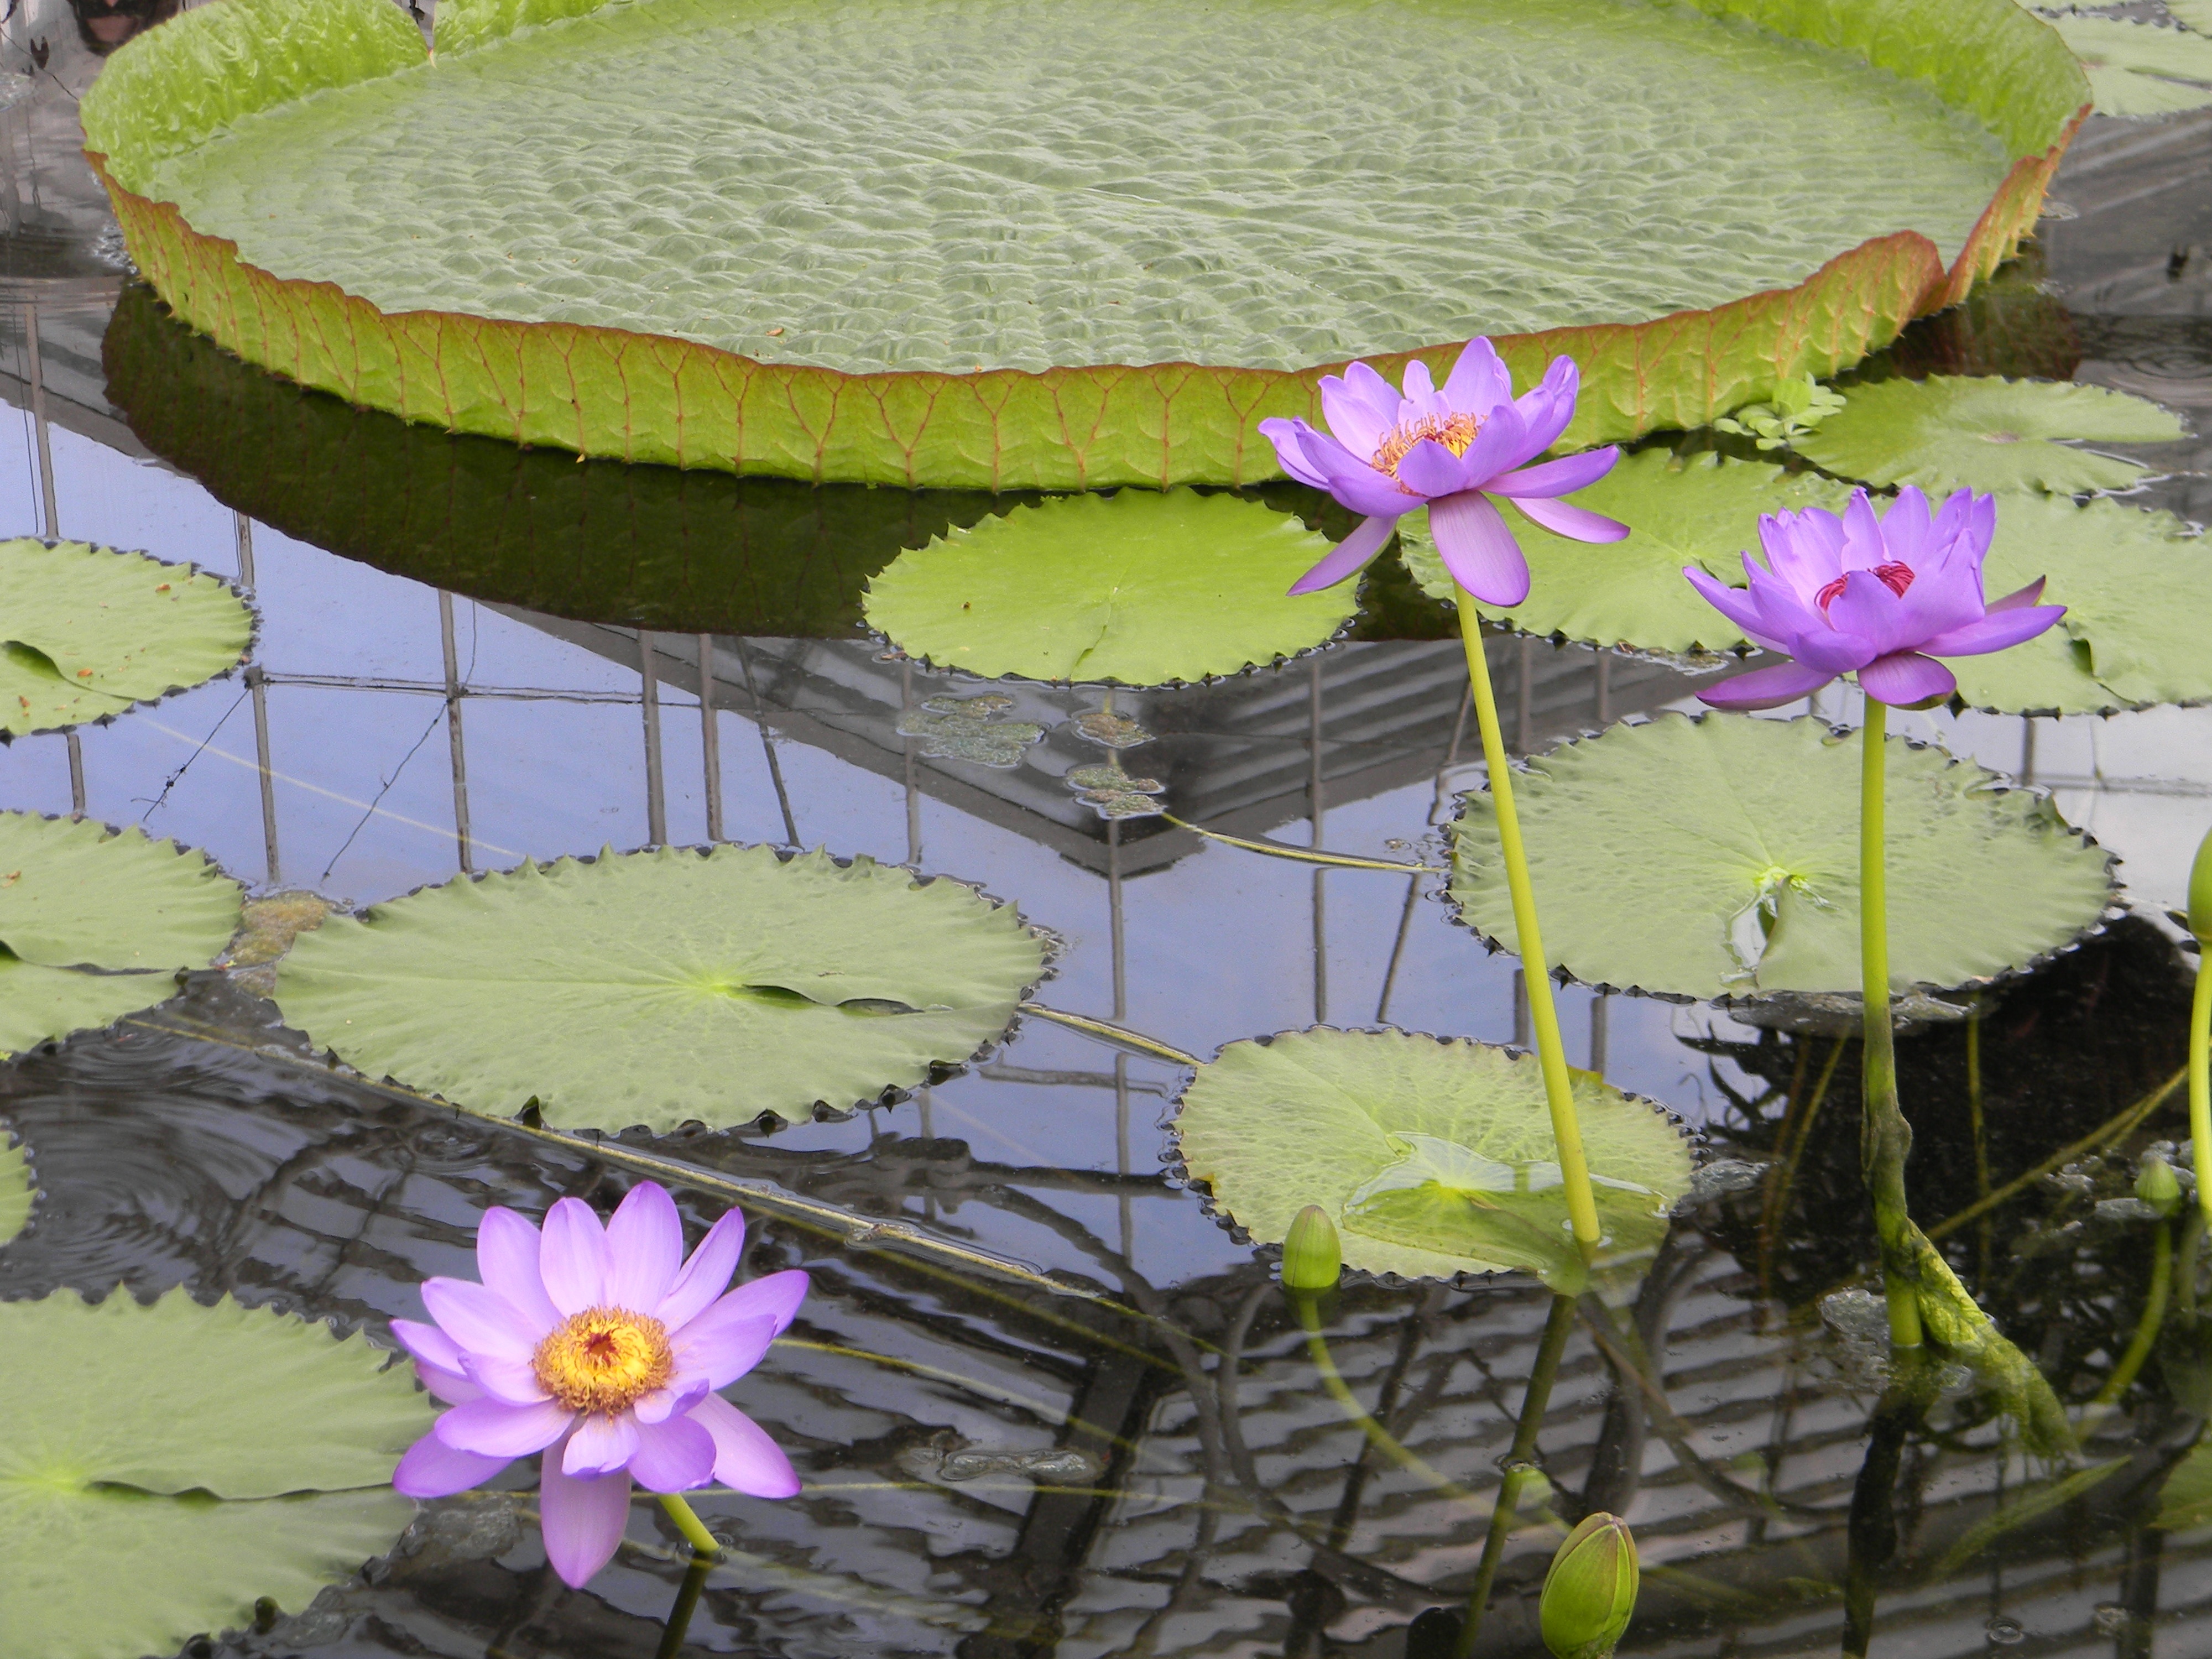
390 1182 807 1588
1258 336 1627 604
1685 486 2067 710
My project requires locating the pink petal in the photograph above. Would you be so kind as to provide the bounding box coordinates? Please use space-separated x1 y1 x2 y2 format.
1508 494 1627 545
435 1396 575 1458
540 1197 610 1316
1922 604 2067 658
476 1208 562 1336
394 1431 510 1499
564 1411 641 1477
462 1353 552 1406
604 1182 685 1314
1429 491 1530 606
1439 337 1511 413
1287 513 1394 596
1484 446 1617 499
690 1394 801 1499
672 1311 779 1392
421 1279 540 1365
629 1414 718 1493
1696 660 1838 711
656 1208 747 1332
1856 650 1958 707
538 1444 634 1588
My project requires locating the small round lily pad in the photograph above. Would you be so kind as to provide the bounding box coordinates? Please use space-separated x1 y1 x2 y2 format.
862 489 1354 686
1171 1027 1692 1290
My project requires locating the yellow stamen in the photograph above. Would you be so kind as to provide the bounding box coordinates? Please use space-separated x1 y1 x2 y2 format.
532 1306 675 1413
1371 410 1484 482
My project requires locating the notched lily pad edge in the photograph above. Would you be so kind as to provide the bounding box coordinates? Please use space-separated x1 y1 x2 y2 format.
0 541 260 743
1441 712 2124 1008
276 839 1063 1135
1156 1022 1705 1290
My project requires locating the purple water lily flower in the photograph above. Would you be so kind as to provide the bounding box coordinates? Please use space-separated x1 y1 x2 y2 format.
1258 337 1627 604
390 1181 807 1588
1684 486 2065 710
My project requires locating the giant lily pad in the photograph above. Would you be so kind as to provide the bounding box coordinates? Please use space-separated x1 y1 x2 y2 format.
1448 714 2114 1002
2048 17 2212 117
1397 448 1853 654
0 539 253 736
0 1131 29 1245
0 812 244 1057
1171 1028 1692 1290
1792 376 2187 495
0 1287 429 1659
80 0 2085 487
864 491 1352 685
273 844 1048 1130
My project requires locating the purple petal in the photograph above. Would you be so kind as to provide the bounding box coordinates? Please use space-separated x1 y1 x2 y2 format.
1877 487 1934 568
394 1431 510 1498
1293 427 1415 517
1319 373 1391 461
1399 357 1440 413
1507 357 1579 460
1508 494 1627 545
435 1396 575 1458
633 1378 712 1426
1839 491 1887 572
604 1182 684 1314
1259 418 1333 491
1287 514 1394 596
1737 559 1823 650
690 1394 801 1499
1683 567 1779 649
462 1353 552 1406
1987 577 2048 612
629 1414 718 1494
673 1312 779 1392
538 1443 633 1588
1795 625 1880 675
1340 359 1406 429
421 1279 540 1365
1448 401 1531 491
414 1359 484 1406
655 1208 747 1332
1824 570 1913 659
1856 650 1958 706
1759 506 1844 594
392 1317 468 1375
564 1411 641 1478
1395 437 1474 499
1429 491 1530 606
476 1208 562 1337
540 1197 609 1317
1696 659 1838 711
1485 446 1617 499
1439 337 1511 413
1922 604 2067 658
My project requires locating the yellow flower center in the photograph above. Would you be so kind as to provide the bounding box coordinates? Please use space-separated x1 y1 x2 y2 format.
1370 410 1484 481
531 1307 675 1414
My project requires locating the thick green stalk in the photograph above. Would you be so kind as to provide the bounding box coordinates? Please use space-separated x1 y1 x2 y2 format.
1859 700 1923 1350
1455 595 1600 1250
658 1492 721 1559
2192 962 2211 1237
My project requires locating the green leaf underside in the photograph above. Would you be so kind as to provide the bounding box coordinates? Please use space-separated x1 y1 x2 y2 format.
1173 1029 1691 1288
1398 449 1854 653
0 1133 29 1245
1794 375 2187 495
1448 714 2112 1001
2158 1441 2212 1530
2050 18 2212 117
0 539 252 737
120 0 2017 379
864 491 1352 685
0 1287 428 1659
273 845 1047 1130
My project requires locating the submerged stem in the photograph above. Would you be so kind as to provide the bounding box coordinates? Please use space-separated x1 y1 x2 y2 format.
658 1492 722 1560
654 1553 714 1659
2191 955 2211 1236
1454 596 1600 1250
2090 1219 2173 1417
1293 1294 1481 1501
1858 700 1923 1351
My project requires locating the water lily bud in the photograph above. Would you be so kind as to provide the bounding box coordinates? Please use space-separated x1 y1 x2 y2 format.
2137 1153 2183 1218
1540 1513 1639 1659
2191 822 2212 945
1281 1204 1342 1291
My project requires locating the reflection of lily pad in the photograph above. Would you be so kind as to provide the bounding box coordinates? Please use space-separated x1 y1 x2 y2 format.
0 812 244 1056
0 1287 430 1659
895 694 1045 768
0 1131 29 1245
2048 18 2212 117
1793 376 2186 495
1172 1028 1691 1290
1399 449 1853 654
1448 714 2113 1001
1065 763 1166 821
0 539 253 736
864 491 1353 686
273 845 1049 1131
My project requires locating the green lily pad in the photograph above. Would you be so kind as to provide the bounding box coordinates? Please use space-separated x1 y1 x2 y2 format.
862 491 1353 686
0 539 254 736
1397 449 1854 654
1447 714 2114 1002
0 813 243 1056
0 1286 430 1659
2172 0 2212 36
1171 1027 1692 1290
0 1130 30 1245
273 844 1049 1131
1792 376 2187 495
2049 17 2212 117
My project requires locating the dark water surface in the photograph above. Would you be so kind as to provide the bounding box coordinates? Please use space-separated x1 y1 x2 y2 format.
1 7 2211 1653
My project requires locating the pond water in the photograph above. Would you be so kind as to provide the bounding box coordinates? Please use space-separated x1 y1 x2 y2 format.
3 4 2212 1657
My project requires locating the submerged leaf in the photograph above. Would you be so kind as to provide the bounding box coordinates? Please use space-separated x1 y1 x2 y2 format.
2157 1439 2212 1530
273 844 1048 1131
1793 375 2186 495
1171 1028 1692 1291
864 491 1353 686
2049 17 2212 117
1448 714 2113 1001
1908 1224 2074 1457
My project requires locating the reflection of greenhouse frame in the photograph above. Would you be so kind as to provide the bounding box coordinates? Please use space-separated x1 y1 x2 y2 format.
81 0 2088 490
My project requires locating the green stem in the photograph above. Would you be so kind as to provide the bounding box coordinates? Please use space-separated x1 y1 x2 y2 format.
2090 1219 2173 1415
2192 954 2211 1238
658 1492 721 1560
1454 596 1600 1250
1293 1294 1483 1501
1859 699 1923 1351
654 1554 713 1659
1158 813 1430 874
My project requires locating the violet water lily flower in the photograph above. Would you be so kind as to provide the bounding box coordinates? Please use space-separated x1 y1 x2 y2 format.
390 1181 807 1587
1258 336 1627 603
1684 486 2066 710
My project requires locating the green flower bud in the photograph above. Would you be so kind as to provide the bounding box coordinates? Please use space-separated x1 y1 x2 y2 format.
2192 822 2212 946
1281 1204 1342 1292
1541 1513 1639 1659
2137 1153 2183 1218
